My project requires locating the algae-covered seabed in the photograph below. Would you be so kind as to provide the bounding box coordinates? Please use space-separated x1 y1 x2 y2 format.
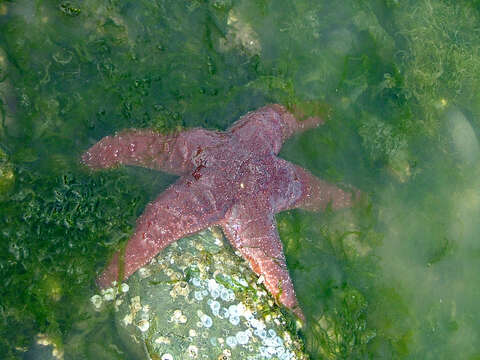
1 0 480 359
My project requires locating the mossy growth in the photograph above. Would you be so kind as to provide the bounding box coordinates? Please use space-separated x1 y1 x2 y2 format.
0 166 148 358
392 0 480 132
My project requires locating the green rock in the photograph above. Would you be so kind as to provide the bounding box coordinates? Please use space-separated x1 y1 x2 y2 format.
93 228 308 359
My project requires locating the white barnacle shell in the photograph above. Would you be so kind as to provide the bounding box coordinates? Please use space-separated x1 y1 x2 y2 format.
209 300 221 314
226 336 237 348
207 279 219 293
187 345 198 358
236 302 246 316
131 296 142 312
172 309 183 322
103 287 116 301
201 314 213 328
228 304 239 317
137 319 150 332
229 315 240 326
236 330 250 345
138 267 151 278
90 295 102 309
194 290 203 301
155 336 171 345
123 314 133 326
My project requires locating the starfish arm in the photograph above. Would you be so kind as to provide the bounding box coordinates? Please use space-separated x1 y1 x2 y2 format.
221 206 304 319
97 179 224 288
82 128 223 175
228 104 324 153
285 164 358 212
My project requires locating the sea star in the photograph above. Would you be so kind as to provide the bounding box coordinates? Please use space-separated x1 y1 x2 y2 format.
82 104 357 319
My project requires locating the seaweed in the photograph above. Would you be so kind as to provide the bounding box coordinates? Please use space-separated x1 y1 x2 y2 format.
0 166 146 358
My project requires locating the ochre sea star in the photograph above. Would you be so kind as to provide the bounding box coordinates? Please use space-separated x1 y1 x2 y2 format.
82 104 358 319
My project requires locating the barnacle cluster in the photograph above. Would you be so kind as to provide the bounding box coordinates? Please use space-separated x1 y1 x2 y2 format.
91 228 308 359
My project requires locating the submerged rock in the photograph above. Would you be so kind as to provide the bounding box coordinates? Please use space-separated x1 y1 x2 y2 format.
445 108 480 166
94 228 308 359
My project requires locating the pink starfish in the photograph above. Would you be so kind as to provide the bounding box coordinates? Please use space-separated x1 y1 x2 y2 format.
82 104 357 319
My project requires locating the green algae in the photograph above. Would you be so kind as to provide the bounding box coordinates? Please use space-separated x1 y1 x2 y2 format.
0 0 480 359
0 146 14 197
393 0 480 132
0 167 148 358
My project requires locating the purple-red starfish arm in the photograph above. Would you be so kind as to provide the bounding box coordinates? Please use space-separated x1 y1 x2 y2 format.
228 104 324 154
82 128 224 175
221 203 305 320
285 164 359 212
97 178 226 288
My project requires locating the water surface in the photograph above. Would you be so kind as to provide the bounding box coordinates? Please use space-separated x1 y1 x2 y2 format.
1 0 479 359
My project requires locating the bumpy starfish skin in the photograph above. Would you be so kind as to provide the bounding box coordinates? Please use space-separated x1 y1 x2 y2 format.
82 104 357 319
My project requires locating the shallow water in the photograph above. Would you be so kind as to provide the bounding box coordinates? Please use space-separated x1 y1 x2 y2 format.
1 0 480 359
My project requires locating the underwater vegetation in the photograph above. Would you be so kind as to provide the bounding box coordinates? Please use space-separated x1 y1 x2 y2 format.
1 0 480 359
